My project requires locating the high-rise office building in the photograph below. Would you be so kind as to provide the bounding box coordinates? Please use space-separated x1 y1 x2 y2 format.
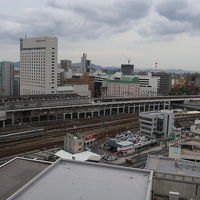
121 64 134 75
0 62 14 96
81 53 94 73
61 60 72 71
81 53 87 73
20 36 58 95
152 72 171 96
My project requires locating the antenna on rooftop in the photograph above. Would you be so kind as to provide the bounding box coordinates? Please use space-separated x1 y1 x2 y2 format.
154 61 158 72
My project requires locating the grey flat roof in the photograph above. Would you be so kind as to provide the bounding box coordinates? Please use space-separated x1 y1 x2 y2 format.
0 157 50 200
145 155 200 177
8 159 153 200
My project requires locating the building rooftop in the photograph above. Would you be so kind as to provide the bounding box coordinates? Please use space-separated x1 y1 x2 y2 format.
116 141 133 147
57 85 74 92
145 155 200 177
8 159 152 200
0 157 50 200
55 150 102 162
106 77 140 84
186 111 200 114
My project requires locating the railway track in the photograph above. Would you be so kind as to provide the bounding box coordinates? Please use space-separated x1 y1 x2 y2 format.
0 113 138 135
0 115 139 143
124 148 168 168
0 115 139 158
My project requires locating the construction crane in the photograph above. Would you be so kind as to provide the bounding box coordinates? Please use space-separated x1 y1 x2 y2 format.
122 55 131 64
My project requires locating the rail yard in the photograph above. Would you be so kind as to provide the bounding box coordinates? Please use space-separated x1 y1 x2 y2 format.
0 114 139 158
1 94 199 167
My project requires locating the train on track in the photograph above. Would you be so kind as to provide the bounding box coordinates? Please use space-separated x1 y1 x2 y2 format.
0 128 45 143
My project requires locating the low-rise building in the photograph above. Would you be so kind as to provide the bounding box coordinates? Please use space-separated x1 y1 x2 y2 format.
57 84 91 96
126 73 159 97
102 77 140 98
169 138 200 162
64 133 97 154
140 109 200 138
140 110 175 137
146 155 200 200
64 133 84 154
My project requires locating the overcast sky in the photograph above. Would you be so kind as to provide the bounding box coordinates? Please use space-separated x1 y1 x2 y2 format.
0 0 200 70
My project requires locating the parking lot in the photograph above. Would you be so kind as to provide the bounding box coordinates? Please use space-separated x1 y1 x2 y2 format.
91 130 160 162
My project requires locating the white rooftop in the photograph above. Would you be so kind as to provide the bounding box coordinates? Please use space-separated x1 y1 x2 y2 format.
8 159 152 200
187 111 200 114
55 150 102 162
116 141 133 146
57 86 74 92
194 119 200 125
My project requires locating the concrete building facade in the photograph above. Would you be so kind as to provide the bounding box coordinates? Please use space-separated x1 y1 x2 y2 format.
152 72 171 96
133 73 159 97
146 155 200 200
102 77 140 98
20 36 58 95
81 53 87 73
140 110 175 137
60 59 72 71
0 62 14 96
64 133 84 154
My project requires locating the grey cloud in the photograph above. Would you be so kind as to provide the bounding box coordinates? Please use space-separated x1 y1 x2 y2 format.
48 0 151 22
0 0 152 41
155 0 200 32
1 0 200 43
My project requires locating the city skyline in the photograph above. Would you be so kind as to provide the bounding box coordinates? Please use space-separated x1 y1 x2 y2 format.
1 0 200 70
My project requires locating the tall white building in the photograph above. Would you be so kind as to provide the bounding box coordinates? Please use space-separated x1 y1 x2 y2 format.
20 36 58 95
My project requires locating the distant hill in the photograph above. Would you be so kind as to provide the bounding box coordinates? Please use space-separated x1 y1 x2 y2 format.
1 61 199 74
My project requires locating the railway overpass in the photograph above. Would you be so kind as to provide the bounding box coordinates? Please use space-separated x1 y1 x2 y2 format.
171 103 200 111
0 94 200 128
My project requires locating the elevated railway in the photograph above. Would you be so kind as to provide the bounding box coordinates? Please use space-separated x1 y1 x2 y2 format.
1 94 200 128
